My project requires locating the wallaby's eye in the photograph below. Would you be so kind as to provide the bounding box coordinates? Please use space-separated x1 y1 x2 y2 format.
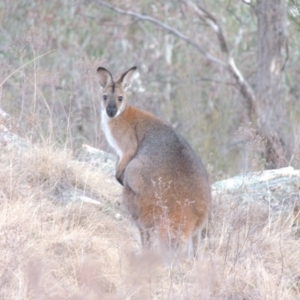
103 95 108 101
118 96 123 102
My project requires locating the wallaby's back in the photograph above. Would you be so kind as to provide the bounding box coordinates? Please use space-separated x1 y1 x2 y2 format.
97 66 211 257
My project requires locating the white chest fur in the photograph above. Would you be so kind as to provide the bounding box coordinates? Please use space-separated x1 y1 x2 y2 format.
101 110 123 159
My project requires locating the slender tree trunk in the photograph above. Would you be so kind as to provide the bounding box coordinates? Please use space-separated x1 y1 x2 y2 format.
255 0 287 168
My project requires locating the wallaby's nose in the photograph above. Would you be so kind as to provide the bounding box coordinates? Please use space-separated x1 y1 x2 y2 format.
106 105 118 118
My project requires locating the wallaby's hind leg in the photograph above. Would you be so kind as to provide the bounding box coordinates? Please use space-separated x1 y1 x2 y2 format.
188 227 204 258
123 158 144 194
122 184 140 222
139 228 152 249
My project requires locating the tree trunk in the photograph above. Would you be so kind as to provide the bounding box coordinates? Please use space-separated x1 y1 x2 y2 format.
256 0 287 168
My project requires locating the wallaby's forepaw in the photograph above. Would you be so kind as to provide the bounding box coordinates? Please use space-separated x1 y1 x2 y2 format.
116 172 124 186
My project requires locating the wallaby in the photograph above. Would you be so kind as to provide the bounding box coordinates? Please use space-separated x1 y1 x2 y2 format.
97 66 211 257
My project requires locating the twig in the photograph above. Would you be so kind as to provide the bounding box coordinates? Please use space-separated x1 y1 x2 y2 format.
79 13 140 27
0 49 55 86
183 0 229 53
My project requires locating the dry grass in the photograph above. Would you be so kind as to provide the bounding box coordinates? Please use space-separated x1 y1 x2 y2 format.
0 139 299 299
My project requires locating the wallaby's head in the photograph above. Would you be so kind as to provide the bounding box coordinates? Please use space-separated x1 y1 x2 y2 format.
97 66 137 118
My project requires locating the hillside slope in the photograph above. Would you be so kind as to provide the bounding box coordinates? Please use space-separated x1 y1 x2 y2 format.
0 131 300 299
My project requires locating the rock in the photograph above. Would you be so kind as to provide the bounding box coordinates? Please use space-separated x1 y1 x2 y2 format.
0 109 29 150
55 189 105 206
78 144 116 176
212 166 300 212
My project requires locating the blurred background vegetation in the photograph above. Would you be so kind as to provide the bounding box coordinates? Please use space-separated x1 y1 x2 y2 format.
0 0 300 180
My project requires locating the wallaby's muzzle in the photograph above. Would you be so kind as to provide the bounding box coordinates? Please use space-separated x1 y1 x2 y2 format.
106 104 118 118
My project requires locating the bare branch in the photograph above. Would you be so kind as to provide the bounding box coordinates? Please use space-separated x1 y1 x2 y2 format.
241 0 257 12
95 0 225 66
183 0 229 53
183 0 257 115
227 57 256 113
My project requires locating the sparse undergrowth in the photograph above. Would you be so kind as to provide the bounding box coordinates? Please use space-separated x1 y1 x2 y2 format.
0 141 299 299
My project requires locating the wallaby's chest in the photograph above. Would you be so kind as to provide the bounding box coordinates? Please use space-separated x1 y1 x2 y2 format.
101 111 123 158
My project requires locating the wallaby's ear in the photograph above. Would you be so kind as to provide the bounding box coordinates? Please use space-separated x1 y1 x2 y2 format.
118 66 137 90
97 67 113 88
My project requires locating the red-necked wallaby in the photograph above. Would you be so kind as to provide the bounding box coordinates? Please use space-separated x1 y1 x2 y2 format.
97 66 211 257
